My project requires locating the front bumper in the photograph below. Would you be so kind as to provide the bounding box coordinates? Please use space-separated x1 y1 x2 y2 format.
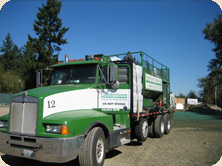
0 132 84 163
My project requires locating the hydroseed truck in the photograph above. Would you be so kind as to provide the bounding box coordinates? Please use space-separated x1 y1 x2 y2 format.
0 51 173 166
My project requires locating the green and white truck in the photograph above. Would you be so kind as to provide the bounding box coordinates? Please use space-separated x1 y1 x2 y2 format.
0 51 173 166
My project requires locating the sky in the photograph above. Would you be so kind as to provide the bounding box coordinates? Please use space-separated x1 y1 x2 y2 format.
0 0 222 96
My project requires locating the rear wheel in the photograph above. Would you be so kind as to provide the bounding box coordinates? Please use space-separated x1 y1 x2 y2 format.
135 119 149 142
164 114 171 134
148 120 154 138
79 127 106 166
154 115 165 138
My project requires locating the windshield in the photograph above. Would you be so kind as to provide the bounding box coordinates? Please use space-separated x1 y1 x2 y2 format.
51 64 97 85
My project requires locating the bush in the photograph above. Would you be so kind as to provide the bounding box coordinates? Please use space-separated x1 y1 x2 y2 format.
1 70 24 93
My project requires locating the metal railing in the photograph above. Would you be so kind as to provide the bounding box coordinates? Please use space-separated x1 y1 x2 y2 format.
107 51 170 82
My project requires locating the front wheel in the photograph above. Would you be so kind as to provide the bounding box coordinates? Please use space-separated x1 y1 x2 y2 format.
135 119 149 142
79 127 106 166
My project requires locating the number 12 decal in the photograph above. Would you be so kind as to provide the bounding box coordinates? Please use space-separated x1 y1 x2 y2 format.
48 100 56 108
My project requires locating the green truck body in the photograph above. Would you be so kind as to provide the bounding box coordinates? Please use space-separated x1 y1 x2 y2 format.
0 51 173 165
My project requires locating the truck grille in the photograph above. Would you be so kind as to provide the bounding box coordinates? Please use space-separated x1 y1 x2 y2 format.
10 97 38 136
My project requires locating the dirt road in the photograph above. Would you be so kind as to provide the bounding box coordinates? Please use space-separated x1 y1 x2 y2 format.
1 106 222 166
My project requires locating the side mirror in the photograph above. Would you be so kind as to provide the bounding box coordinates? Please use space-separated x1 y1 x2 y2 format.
109 65 118 83
100 64 120 89
111 81 120 89
109 65 120 89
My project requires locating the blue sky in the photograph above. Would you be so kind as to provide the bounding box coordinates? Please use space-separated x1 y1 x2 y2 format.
0 0 222 96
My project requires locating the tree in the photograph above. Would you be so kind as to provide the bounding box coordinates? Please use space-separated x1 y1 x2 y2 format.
1 70 24 93
0 64 5 91
0 33 22 93
186 90 198 99
21 41 38 90
0 33 20 71
202 14 222 72
198 76 216 104
176 93 185 98
28 0 69 70
201 14 222 105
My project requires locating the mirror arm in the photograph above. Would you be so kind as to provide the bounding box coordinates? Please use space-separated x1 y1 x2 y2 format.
98 66 107 84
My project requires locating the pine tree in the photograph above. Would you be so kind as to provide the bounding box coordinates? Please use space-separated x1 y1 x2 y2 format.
0 64 5 91
201 14 222 105
186 90 198 99
198 76 216 104
202 14 222 71
0 33 20 71
0 33 23 92
21 41 38 90
28 0 69 69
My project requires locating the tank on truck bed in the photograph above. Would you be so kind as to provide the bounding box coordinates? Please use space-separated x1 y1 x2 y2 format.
108 51 171 116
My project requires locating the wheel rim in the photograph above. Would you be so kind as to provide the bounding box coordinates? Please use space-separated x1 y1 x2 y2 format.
167 119 171 130
161 120 164 134
96 137 104 163
142 121 148 138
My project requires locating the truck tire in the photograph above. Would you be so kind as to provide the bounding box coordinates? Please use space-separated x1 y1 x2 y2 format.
154 115 165 138
148 120 154 138
135 119 149 142
79 127 106 166
164 114 171 134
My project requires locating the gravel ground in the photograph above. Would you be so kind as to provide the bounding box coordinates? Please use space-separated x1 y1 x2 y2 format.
0 106 222 166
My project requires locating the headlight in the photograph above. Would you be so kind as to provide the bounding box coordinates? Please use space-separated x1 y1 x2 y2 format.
0 120 8 128
45 124 69 135
46 125 61 134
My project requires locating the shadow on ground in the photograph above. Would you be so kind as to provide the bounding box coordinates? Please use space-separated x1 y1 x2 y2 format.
125 140 142 146
2 149 123 166
1 155 79 166
106 149 122 159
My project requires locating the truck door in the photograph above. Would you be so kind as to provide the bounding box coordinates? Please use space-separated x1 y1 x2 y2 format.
98 64 131 130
